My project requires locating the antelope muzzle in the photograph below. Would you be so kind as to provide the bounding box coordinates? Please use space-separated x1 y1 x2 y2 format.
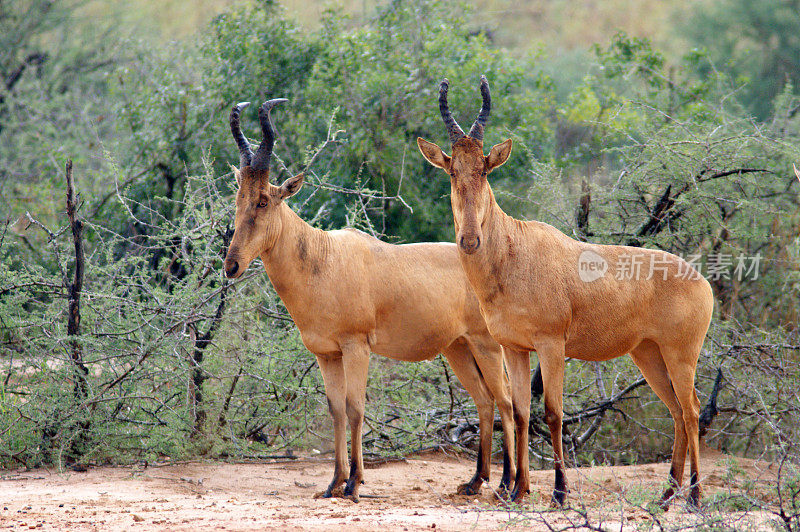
458 232 481 254
224 254 241 279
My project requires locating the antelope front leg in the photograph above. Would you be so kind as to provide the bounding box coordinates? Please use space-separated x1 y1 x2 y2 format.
342 343 370 502
315 353 348 498
538 340 568 507
506 349 531 503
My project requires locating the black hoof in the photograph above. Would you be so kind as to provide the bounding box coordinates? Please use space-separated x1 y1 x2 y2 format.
509 487 529 504
688 487 702 510
343 477 361 502
495 483 511 500
342 491 359 503
456 481 481 496
659 487 675 511
317 484 344 499
551 488 567 507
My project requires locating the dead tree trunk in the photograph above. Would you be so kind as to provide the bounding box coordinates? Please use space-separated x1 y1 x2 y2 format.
189 228 233 436
190 282 230 435
65 159 91 462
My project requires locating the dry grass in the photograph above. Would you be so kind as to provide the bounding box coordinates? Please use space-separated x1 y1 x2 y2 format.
74 0 689 51
0 446 784 530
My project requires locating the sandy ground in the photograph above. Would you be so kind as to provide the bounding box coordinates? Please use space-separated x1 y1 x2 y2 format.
0 446 782 531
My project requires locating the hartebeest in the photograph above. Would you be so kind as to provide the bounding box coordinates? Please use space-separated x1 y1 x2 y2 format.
417 77 714 508
223 98 517 501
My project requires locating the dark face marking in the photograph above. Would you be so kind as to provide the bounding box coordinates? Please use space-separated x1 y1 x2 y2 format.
449 138 490 255
226 167 287 272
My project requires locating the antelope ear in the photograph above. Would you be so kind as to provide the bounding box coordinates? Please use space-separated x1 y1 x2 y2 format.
231 165 242 186
486 139 512 173
279 173 304 199
417 137 451 170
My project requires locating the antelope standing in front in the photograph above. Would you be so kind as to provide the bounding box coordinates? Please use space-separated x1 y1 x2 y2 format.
417 77 714 508
223 98 517 502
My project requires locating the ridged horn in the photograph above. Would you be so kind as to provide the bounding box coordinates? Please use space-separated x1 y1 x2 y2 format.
230 102 252 168
439 79 466 145
467 75 491 141
250 98 288 173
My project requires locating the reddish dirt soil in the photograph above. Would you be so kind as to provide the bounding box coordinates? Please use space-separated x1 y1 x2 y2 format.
0 446 781 531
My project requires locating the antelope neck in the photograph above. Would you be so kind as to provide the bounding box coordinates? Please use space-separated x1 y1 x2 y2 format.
261 202 331 298
457 189 522 285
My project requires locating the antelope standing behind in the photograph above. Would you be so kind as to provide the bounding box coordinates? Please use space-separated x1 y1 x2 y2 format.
223 98 517 501
417 77 714 508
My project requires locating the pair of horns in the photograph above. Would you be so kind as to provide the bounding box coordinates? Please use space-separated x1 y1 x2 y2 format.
230 78 489 167
439 75 491 144
229 98 288 171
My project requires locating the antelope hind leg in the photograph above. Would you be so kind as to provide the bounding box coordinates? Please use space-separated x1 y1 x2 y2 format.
629 342 687 510
662 349 703 508
342 343 370 502
467 340 517 496
314 354 349 499
442 341 495 495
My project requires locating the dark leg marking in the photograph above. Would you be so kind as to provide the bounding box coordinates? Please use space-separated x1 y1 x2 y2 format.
323 462 345 498
457 441 485 495
499 447 512 492
322 396 345 498
508 405 531 502
659 463 680 510
688 471 701 508
343 457 362 501
552 467 567 507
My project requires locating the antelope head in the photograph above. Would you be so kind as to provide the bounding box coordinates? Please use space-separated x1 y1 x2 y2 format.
224 99 304 279
417 76 512 254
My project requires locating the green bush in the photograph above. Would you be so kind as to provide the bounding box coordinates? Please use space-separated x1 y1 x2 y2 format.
0 0 797 479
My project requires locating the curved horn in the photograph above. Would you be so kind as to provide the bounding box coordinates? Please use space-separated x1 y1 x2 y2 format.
439 79 466 145
467 75 491 141
250 98 288 172
229 102 252 168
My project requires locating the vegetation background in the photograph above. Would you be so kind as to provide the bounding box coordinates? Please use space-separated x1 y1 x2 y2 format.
1 0 799 522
